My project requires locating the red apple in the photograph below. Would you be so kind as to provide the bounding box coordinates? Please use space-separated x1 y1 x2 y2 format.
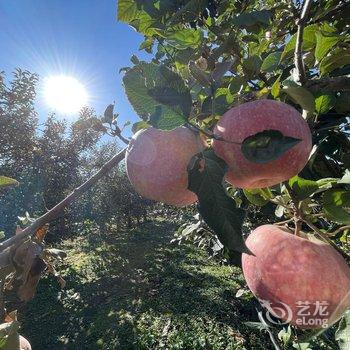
20 335 32 350
242 225 350 329
126 127 205 207
212 100 312 188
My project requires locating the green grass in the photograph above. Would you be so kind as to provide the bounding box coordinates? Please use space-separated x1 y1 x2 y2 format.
19 220 336 350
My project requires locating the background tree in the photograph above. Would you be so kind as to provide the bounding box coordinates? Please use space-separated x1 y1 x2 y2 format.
0 72 155 239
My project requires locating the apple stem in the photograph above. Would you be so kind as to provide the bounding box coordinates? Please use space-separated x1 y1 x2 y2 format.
184 122 241 144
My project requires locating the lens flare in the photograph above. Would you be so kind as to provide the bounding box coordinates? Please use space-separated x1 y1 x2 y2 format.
44 75 88 114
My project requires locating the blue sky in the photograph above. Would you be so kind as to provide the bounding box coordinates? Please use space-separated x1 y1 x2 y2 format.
0 0 149 135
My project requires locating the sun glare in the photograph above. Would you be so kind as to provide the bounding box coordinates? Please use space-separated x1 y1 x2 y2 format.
44 75 88 114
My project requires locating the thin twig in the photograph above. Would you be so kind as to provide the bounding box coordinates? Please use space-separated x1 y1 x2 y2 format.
294 0 313 84
275 218 294 226
0 148 127 253
257 310 282 350
328 225 350 237
283 181 302 236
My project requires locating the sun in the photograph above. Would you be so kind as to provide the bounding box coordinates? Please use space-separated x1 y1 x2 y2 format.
44 75 88 114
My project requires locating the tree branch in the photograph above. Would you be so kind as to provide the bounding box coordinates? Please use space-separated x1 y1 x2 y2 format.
305 75 350 92
0 148 127 253
294 0 313 84
117 134 130 145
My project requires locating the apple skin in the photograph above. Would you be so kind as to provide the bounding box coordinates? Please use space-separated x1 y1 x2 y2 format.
126 127 205 207
212 100 312 189
20 335 32 350
242 225 350 329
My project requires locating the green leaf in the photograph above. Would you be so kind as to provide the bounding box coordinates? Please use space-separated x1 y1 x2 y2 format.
123 62 190 130
335 311 350 350
315 32 339 62
336 92 350 113
278 326 292 346
288 176 319 200
187 149 249 254
117 0 140 22
139 37 154 52
167 28 202 49
320 48 350 76
0 176 19 188
148 105 181 130
132 121 150 134
148 86 190 115
281 24 318 61
229 76 245 94
130 55 140 65
242 55 262 78
117 0 163 36
261 52 282 72
241 130 301 164
170 0 208 25
292 343 311 350
102 104 114 123
323 189 350 224
243 188 272 206
316 177 338 189
315 92 336 114
271 75 281 98
233 10 271 28
283 80 315 114
200 93 231 118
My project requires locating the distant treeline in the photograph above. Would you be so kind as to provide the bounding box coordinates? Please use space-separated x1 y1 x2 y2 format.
0 69 155 242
